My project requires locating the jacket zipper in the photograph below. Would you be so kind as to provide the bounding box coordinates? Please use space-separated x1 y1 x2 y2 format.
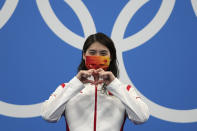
93 85 98 131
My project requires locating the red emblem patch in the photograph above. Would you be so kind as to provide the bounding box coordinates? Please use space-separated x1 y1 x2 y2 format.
61 83 66 88
126 85 132 91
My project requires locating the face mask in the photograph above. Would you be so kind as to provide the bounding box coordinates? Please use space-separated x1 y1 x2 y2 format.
85 56 110 70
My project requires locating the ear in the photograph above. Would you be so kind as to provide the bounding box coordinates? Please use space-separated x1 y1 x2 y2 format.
83 53 86 60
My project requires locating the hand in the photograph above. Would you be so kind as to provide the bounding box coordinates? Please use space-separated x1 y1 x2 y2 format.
76 69 95 84
96 68 115 85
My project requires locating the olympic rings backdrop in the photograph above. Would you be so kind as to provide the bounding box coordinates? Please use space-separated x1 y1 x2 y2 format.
0 0 197 130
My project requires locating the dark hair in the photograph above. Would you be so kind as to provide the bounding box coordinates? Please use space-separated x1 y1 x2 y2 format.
77 32 119 78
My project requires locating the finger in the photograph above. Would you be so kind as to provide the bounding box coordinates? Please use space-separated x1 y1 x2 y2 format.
88 69 95 75
92 70 99 76
88 69 94 73
83 72 91 78
99 72 108 79
81 73 87 78
96 68 104 73
103 75 109 80
103 74 108 79
84 79 94 84
82 71 92 77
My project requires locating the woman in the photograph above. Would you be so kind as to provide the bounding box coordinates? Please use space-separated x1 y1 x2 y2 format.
41 32 150 131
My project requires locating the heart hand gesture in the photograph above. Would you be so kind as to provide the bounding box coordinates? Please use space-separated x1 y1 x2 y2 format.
76 68 115 86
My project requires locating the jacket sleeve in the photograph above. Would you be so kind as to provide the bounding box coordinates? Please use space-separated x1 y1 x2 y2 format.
106 78 150 124
41 77 84 122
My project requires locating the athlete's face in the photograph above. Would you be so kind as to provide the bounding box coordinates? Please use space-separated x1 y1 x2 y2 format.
83 42 111 60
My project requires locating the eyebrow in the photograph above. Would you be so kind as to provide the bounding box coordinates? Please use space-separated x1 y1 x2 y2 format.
88 49 108 52
88 50 97 53
89 49 96 52
99 50 108 53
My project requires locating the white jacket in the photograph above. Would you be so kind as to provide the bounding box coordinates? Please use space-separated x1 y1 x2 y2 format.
41 76 150 131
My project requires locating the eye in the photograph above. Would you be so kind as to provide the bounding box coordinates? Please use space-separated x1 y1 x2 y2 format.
100 53 107 56
100 51 108 56
88 50 96 55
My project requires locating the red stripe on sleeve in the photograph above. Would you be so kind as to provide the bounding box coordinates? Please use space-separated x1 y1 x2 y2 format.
108 91 113 96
